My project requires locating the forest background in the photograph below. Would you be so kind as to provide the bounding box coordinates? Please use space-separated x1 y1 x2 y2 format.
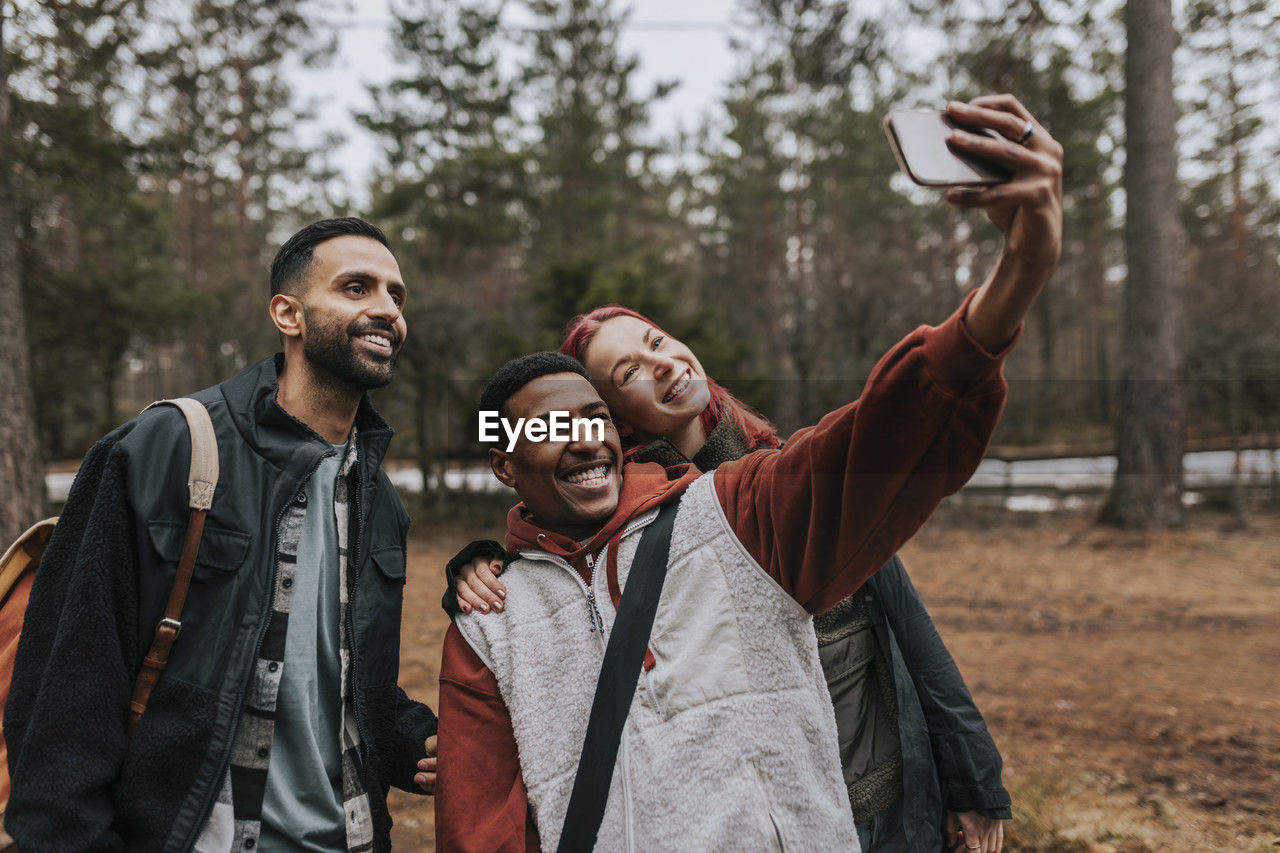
1 0 1278 847
4 0 1279 497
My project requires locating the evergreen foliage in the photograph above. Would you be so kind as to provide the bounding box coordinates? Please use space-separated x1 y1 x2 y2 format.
3 0 1278 528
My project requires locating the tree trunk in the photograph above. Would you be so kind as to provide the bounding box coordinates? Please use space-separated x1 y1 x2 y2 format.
1227 359 1246 528
1224 59 1247 528
1100 0 1187 528
0 10 49 540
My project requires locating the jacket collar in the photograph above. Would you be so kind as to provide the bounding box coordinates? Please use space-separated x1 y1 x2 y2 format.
218 354 395 474
628 415 750 472
503 461 698 567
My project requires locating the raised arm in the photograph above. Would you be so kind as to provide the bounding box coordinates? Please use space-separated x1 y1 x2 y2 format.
717 95 1062 614
715 300 1011 612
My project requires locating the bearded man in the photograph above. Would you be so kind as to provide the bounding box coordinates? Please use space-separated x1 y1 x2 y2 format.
4 217 437 852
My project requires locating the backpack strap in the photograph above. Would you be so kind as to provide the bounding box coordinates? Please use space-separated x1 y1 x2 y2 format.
557 498 680 853
127 398 219 735
0 519 58 608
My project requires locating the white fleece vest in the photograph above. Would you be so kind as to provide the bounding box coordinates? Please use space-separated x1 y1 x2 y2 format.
455 473 860 852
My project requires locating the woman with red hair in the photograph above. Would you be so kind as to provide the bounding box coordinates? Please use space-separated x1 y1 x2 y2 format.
558 305 781 460
449 303 1012 850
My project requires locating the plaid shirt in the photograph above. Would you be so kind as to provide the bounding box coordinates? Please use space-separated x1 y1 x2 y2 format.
193 434 373 852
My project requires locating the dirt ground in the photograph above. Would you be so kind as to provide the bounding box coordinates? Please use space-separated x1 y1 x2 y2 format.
386 507 1280 851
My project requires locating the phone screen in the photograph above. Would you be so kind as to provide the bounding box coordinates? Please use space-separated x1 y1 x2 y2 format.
884 110 1012 187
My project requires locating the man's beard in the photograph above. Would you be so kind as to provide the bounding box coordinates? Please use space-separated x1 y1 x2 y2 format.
302 309 400 392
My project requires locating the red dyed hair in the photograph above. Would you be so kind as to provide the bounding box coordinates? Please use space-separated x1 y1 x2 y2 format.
559 306 782 452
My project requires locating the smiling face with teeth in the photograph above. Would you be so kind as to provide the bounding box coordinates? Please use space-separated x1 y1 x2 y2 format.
579 315 712 457
490 372 624 539
287 235 408 393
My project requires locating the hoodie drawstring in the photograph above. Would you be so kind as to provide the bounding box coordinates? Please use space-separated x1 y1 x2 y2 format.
604 532 657 672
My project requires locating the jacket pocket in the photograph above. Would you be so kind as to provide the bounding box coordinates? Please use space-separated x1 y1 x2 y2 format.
819 623 889 784
371 545 406 580
356 545 406 686
144 519 252 688
646 544 750 719
117 678 219 848
749 762 789 851
147 519 250 575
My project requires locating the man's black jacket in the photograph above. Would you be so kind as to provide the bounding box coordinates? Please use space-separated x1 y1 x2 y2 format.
4 355 436 852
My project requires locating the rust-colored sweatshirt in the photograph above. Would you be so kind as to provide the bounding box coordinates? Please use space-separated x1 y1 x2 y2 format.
435 295 1015 851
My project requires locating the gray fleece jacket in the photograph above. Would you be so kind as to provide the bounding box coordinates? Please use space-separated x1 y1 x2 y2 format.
454 473 860 851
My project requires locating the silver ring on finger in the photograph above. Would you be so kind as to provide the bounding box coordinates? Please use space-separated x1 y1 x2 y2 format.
1016 119 1035 145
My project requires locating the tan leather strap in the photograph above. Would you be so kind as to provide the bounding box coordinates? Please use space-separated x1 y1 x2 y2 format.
0 518 58 606
147 397 219 512
128 399 218 736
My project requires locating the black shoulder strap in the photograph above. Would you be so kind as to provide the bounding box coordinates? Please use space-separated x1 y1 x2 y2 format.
557 498 681 853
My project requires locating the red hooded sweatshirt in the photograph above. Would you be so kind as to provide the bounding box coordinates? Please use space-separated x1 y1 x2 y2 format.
435 295 1013 851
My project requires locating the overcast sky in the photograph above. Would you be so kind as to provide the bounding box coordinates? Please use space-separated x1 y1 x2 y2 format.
294 0 740 203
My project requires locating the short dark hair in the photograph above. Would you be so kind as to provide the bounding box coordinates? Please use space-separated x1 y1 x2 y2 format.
270 217 390 296
479 352 590 433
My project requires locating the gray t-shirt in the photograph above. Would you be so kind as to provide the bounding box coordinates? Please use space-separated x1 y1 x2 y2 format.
260 445 347 851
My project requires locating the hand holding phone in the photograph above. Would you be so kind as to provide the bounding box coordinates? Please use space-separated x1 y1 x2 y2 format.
883 109 1012 187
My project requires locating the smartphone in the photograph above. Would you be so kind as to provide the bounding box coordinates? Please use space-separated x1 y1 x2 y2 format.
883 109 1012 187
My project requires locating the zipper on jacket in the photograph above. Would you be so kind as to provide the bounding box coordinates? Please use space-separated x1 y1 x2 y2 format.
345 470 375 780
584 550 605 633
520 506 661 640
519 551 609 654
181 453 329 850
526 546 630 846
517 512 664 850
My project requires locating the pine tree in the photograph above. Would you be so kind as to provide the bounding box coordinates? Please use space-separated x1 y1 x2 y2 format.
519 0 682 336
907 0 1126 445
8 0 182 451
1181 0 1280 525
361 0 529 491
138 0 334 388
0 5 46 541
701 0 918 431
1101 0 1187 527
